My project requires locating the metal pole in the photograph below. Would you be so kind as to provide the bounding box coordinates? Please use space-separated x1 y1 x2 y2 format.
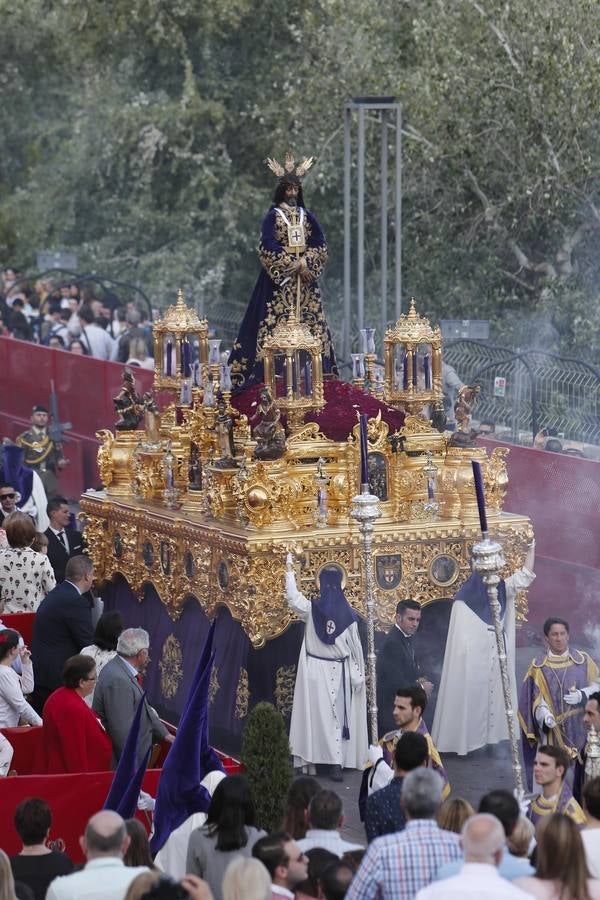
351 488 382 743
357 106 366 334
343 106 352 362
395 104 402 319
471 536 525 798
380 112 388 347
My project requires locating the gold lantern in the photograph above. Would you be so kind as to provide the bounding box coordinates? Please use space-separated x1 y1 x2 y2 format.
153 290 209 393
383 297 443 416
260 311 325 431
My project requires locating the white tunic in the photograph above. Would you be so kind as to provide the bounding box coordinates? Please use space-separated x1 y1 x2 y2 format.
286 576 368 769
431 567 535 755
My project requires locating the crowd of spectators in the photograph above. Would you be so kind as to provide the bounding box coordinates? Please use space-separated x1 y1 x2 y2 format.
0 267 153 363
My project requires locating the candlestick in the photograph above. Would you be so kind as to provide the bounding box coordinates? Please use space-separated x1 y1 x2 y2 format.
471 460 488 534
359 413 369 487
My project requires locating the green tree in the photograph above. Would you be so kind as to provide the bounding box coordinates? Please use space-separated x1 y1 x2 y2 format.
241 701 293 832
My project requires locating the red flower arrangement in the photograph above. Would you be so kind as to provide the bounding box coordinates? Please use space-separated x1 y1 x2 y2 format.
232 380 405 443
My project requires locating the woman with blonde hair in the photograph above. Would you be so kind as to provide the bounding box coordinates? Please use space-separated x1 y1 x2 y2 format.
436 796 475 834
222 858 271 900
0 848 18 900
515 813 600 899
507 815 535 859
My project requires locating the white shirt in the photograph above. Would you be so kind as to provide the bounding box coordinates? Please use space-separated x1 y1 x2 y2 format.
0 662 41 727
297 829 364 857
416 863 532 899
272 887 294 899
582 829 600 877
46 857 149 900
81 323 117 360
79 645 117 706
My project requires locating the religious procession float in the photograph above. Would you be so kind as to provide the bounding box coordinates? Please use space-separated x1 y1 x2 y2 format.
80 152 533 745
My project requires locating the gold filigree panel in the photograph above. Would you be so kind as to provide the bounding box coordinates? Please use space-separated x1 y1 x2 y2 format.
159 634 183 699
235 667 249 719
275 664 296 717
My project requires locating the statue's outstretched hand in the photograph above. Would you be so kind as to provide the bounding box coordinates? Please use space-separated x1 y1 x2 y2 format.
286 552 294 571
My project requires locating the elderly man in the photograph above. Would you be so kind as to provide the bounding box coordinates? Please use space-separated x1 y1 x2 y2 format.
415 814 531 899
376 600 433 734
346 769 461 900
46 810 149 899
93 627 173 766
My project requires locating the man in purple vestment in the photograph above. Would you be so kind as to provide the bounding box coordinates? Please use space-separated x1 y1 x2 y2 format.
519 616 599 789
527 745 586 827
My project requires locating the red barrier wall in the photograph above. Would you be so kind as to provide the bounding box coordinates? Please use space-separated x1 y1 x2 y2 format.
0 336 153 499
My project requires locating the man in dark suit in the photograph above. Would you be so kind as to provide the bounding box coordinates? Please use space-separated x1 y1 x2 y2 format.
30 554 95 712
93 627 173 767
376 599 433 734
45 496 86 583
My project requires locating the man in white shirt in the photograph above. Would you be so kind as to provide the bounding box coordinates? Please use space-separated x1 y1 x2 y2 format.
46 810 149 900
416 814 531 899
78 305 117 360
582 777 600 877
297 790 363 856
252 832 309 900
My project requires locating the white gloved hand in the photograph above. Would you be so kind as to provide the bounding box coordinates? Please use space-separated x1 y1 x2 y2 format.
564 690 583 706
544 713 557 729
368 744 383 764
513 788 530 817
286 551 294 571
137 790 155 811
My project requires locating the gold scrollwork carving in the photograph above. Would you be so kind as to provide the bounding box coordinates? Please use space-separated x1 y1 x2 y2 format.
209 665 220 705
275 664 296 717
235 667 249 719
159 634 183 699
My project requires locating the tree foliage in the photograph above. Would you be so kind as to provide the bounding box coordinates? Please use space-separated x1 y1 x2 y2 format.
241 701 292 832
1 0 599 357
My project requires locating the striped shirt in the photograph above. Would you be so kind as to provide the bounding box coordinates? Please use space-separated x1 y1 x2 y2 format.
345 819 461 900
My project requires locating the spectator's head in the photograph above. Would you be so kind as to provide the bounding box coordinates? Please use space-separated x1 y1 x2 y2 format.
128 337 148 361
126 309 141 327
534 745 570 790
14 797 52 847
117 628 150 672
282 775 321 840
124 818 154 869
65 554 94 590
206 775 256 851
222 857 271 900
47 495 70 529
79 305 95 325
478 789 520 838
93 611 124 651
0 628 19 664
535 813 590 898
437 797 475 834
461 813 505 867
392 685 427 729
252 831 308 890
69 339 88 355
81 810 129 860
394 731 428 774
545 438 563 453
478 420 496 436
0 849 16 899
401 768 443 821
506 815 534 858
584 692 600 732
48 335 66 349
5 511 36 549
583 776 600 823
32 532 49 554
307 790 343 831
295 848 338 898
320 860 355 900
63 654 97 698
0 483 18 514
123 871 161 900
543 617 570 654
395 599 422 635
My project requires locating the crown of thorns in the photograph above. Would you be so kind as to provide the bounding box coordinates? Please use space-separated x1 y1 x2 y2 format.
265 150 314 180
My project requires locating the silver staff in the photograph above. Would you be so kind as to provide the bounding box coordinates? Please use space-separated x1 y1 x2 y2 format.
351 486 382 743
471 534 525 798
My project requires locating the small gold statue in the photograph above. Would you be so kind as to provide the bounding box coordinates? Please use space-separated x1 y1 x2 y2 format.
251 387 286 460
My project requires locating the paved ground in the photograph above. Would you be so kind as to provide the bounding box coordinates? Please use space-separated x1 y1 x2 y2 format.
317 643 541 845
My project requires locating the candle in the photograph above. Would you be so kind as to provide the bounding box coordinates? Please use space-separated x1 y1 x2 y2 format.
180 380 191 405
402 353 408 390
304 361 312 395
427 478 435 500
412 352 418 387
292 356 298 394
181 339 191 377
165 339 173 376
471 460 488 534
424 354 431 389
359 413 369 487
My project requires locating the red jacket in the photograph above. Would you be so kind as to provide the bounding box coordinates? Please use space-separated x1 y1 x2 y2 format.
42 687 112 773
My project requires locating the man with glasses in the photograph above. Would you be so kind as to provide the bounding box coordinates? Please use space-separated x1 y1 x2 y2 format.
93 627 173 767
0 482 18 526
252 832 309 900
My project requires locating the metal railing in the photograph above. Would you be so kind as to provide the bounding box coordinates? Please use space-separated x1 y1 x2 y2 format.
443 340 600 446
